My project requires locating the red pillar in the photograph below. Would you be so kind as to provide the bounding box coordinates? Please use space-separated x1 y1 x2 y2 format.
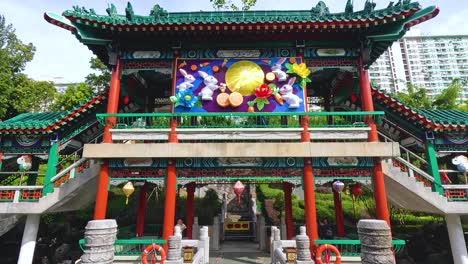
162 116 178 248
162 160 177 245
136 182 147 237
332 186 345 238
283 182 294 240
186 183 196 239
358 55 391 227
102 59 122 144
94 58 121 220
301 116 318 251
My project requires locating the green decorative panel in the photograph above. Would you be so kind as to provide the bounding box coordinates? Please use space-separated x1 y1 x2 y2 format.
303 48 358 58
108 158 167 168
121 50 174 60
176 158 303 168
312 157 373 168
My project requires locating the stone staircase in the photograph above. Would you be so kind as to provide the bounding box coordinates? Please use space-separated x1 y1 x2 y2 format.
0 160 100 215
383 159 468 215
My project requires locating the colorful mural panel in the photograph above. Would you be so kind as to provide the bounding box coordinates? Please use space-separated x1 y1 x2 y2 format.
172 58 309 113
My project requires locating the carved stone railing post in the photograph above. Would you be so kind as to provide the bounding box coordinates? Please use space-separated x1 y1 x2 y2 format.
295 226 313 264
199 226 210 264
259 216 266 251
192 217 199 239
270 226 282 263
166 226 183 264
81 219 117 264
280 216 287 240
211 216 220 250
357 219 395 264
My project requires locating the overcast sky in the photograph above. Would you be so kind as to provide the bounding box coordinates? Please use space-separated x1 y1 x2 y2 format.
2 0 467 83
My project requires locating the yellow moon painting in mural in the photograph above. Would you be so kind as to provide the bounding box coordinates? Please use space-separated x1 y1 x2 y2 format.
225 60 265 96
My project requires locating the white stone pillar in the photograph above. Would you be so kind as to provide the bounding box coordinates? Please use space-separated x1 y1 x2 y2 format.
446 214 468 264
192 217 199 239
259 216 266 251
18 214 40 264
270 227 281 263
280 215 287 240
211 217 220 250
81 219 117 264
199 226 210 264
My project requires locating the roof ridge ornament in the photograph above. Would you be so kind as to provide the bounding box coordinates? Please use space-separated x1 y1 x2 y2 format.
125 2 135 21
310 1 330 19
72 6 96 15
150 4 168 22
363 0 376 14
106 3 118 17
345 0 354 14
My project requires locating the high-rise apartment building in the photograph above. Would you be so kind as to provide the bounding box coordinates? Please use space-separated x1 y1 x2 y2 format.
369 30 468 101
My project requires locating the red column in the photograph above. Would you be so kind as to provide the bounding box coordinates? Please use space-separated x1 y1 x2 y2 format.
283 182 294 240
94 58 121 220
162 160 177 245
332 186 345 238
162 115 179 248
358 56 391 227
301 116 318 251
103 59 122 144
185 183 196 239
136 182 148 237
303 160 319 248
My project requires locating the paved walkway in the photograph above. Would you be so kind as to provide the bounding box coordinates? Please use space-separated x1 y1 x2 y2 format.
209 241 270 264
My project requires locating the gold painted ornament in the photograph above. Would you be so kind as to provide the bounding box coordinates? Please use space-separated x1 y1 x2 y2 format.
225 60 265 96
122 181 135 205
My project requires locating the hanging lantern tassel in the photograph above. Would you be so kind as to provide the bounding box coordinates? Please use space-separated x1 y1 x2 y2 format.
233 181 245 205
122 181 135 205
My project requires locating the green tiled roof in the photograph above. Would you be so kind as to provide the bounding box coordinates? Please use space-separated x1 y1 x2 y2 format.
417 110 468 127
372 87 467 131
45 1 439 69
0 92 107 134
0 112 66 130
61 1 420 26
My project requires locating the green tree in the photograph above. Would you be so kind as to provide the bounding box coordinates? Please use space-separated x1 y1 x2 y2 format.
0 15 36 119
11 77 57 113
210 0 257 11
457 103 468 111
395 83 432 109
273 192 284 216
85 57 111 93
433 79 463 110
51 83 93 111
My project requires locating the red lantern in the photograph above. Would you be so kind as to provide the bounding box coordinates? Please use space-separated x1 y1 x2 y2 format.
123 95 130 105
233 181 245 205
350 93 358 103
350 184 362 197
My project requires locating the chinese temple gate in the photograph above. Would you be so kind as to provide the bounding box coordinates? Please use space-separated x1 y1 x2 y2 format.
3 1 468 264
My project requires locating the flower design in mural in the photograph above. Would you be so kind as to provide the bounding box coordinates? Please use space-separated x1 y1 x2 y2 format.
292 63 311 79
170 90 199 108
255 84 273 98
285 62 312 89
251 84 274 111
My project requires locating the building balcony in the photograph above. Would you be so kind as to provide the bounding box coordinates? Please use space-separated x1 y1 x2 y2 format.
83 112 400 159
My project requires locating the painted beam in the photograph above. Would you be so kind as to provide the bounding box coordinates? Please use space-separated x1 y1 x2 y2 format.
83 142 400 158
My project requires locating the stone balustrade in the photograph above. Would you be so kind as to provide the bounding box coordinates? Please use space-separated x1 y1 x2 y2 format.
167 225 210 264
270 225 313 264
